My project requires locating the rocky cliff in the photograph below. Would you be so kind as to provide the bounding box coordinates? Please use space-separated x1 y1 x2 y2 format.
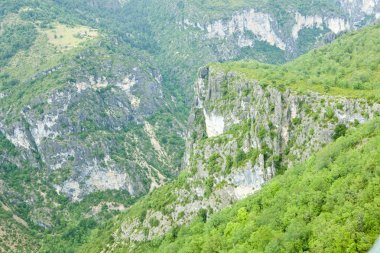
0 45 182 201
1 1 380 251
182 0 380 59
103 64 379 250
2 0 379 205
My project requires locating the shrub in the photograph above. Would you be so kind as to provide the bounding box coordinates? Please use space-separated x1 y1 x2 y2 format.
332 124 347 140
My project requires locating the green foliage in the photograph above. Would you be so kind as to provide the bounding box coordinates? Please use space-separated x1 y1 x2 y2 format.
132 118 380 252
258 126 266 140
295 27 324 55
325 107 335 120
213 23 380 100
234 149 259 168
292 117 302 126
207 153 222 174
224 155 233 174
204 178 214 198
149 218 160 227
0 23 37 67
197 209 208 223
1 1 379 252
234 41 286 64
332 123 348 140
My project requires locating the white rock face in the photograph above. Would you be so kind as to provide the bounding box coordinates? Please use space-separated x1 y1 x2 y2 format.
50 150 75 170
31 115 59 145
339 0 379 15
206 9 286 50
117 75 141 109
327 18 351 34
362 0 378 14
204 110 225 137
144 121 167 159
292 13 323 39
291 12 350 39
76 75 141 109
8 127 30 149
60 180 81 202
76 76 109 92
88 170 129 192
59 167 135 202
232 155 267 199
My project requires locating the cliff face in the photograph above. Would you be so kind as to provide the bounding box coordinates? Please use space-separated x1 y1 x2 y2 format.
189 67 380 168
0 52 178 201
110 65 380 248
1 1 380 250
2 0 379 205
181 0 380 59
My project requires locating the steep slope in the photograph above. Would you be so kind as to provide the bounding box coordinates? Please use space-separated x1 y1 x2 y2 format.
0 2 181 200
134 117 380 253
1 1 380 252
1 0 378 205
76 24 380 252
0 3 183 252
54 0 380 99
1 0 377 205
0 133 42 252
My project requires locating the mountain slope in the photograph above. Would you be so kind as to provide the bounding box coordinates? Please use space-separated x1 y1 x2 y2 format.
135 117 380 253
0 3 183 252
76 23 380 253
1 1 380 252
216 23 380 98
1 0 379 207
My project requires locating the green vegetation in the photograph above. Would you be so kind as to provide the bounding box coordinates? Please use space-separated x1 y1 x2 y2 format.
0 23 37 67
333 124 348 140
0 130 138 252
189 0 341 22
1 1 379 252
76 20 380 252
132 118 380 252
213 23 380 100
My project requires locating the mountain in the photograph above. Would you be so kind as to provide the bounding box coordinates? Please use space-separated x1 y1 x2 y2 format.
131 117 380 252
76 23 380 252
0 0 380 252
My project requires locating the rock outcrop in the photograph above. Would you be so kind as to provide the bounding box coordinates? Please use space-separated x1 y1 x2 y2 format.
112 66 380 246
0 52 178 201
182 0 380 58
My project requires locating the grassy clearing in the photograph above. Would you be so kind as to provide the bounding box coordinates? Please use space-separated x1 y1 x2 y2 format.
42 23 98 51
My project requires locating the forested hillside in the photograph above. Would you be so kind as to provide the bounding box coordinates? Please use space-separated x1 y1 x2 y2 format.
133 117 380 253
75 23 380 252
216 23 380 98
0 0 379 252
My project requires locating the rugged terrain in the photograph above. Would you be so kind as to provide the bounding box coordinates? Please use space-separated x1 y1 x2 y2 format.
76 23 380 252
0 0 380 252
131 117 380 252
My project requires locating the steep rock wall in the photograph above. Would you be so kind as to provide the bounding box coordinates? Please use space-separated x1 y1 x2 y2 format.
0 64 175 201
113 66 380 246
182 0 380 59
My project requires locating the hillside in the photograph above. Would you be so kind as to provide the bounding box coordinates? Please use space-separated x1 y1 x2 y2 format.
0 2 184 252
75 23 380 252
214 23 380 99
134 117 380 252
0 0 380 252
